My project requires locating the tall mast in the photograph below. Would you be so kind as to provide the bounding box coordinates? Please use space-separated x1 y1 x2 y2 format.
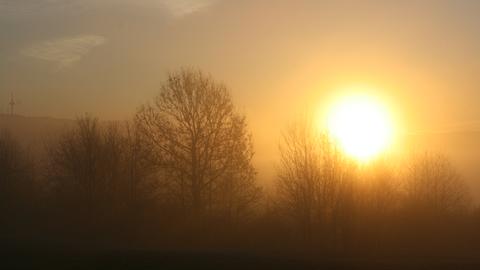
9 92 15 116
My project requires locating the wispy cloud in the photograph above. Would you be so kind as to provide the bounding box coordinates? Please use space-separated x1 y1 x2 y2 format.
161 0 217 17
21 35 107 69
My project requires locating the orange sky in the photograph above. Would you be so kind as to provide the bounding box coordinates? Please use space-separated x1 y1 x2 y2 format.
1 0 480 195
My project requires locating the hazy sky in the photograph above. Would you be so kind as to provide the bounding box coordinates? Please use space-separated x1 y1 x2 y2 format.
2 0 480 185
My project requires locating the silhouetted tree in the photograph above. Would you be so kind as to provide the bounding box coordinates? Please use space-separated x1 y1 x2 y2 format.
399 152 472 248
136 68 260 222
276 120 321 241
0 130 36 237
403 152 470 215
46 116 160 240
276 118 356 250
355 158 401 252
123 122 159 214
47 116 104 222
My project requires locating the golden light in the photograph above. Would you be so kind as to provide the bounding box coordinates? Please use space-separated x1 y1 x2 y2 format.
326 94 394 161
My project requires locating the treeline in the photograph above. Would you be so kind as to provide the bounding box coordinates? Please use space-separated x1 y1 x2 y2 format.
1 68 480 255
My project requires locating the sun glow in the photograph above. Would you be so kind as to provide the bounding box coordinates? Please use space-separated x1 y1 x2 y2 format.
326 94 394 161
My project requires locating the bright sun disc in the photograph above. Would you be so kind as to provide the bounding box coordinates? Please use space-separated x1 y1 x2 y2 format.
327 95 393 161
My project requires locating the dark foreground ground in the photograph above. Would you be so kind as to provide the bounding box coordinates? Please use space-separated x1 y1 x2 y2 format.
3 248 480 270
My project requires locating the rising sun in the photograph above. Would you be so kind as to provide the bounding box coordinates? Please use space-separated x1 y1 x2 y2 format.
326 94 394 161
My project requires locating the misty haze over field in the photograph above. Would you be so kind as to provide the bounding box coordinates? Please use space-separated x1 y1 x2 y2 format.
2 0 480 199
2 1 480 269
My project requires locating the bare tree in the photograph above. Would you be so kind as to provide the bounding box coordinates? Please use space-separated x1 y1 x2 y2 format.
123 122 159 212
355 157 401 251
276 118 356 249
403 152 470 215
46 116 162 244
359 158 400 216
0 130 36 235
0 131 33 203
47 116 103 219
276 120 321 240
135 68 260 220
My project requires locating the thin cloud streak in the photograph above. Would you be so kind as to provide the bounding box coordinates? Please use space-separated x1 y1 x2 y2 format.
161 0 217 17
21 35 107 69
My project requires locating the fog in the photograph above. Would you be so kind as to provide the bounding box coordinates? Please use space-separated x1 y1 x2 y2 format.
2 1 480 268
